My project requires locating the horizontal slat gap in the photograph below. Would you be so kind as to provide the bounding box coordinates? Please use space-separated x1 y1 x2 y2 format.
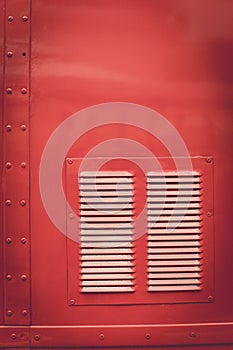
81 286 134 292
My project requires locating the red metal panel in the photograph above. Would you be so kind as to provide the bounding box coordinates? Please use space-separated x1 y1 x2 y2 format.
0 0 4 327
2 0 31 325
30 323 233 347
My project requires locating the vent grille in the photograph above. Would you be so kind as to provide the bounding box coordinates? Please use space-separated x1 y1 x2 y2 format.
79 171 135 293
147 172 203 292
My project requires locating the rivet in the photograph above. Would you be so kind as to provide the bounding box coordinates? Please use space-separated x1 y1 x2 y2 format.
7 51 13 57
20 199 26 206
6 162 12 169
69 212 74 219
7 309 13 317
22 15 28 22
21 162 26 168
21 237 27 244
5 199 12 206
208 295 214 303
99 334 105 340
6 274 12 281
20 124 27 131
67 158 73 164
6 87 12 94
22 309 28 316
34 334 40 341
21 274 27 281
6 124 12 132
7 15 13 22
207 212 212 217
70 299 75 305
206 158 212 163
145 333 151 340
21 88 27 94
11 333 17 340
189 331 196 338
6 237 12 244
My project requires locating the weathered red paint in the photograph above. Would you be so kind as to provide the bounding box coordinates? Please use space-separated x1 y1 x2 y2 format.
1 0 233 349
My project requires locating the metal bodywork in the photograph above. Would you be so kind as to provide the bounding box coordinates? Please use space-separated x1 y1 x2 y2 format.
1 0 233 348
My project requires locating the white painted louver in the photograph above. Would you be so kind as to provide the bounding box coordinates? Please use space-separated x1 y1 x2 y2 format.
147 172 203 292
79 171 135 293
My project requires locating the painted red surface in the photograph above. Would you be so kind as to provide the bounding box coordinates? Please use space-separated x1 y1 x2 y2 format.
1 0 233 348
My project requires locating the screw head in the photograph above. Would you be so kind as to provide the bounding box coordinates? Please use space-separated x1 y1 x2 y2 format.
70 299 75 305
8 15 13 22
99 334 105 340
21 88 27 94
34 334 40 341
20 199 26 206
189 331 196 338
7 309 13 317
206 157 212 163
6 87 12 94
6 274 12 281
22 309 28 316
6 124 12 131
6 162 12 169
145 333 151 340
208 295 214 303
6 237 12 244
67 158 73 164
21 237 27 244
22 15 28 22
21 162 26 168
11 333 17 340
20 124 27 131
7 51 13 57
21 274 27 281
207 212 212 217
5 199 12 206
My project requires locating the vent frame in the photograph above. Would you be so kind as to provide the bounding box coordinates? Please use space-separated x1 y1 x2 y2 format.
66 157 214 306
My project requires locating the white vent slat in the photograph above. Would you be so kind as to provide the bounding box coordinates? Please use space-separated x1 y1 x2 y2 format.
148 208 201 215
80 191 134 199
149 285 201 292
148 215 201 222
82 280 134 286
147 172 203 292
148 234 201 241
148 183 201 190
81 254 133 261
82 286 133 292
80 216 132 223
81 261 134 267
148 228 201 234
81 248 133 254
149 247 200 254
79 171 135 293
149 241 201 247
149 272 200 279
80 203 134 210
81 210 133 216
81 267 133 273
81 273 134 280
148 197 201 203
82 227 133 236
149 259 201 267
80 171 133 178
80 177 133 183
81 236 133 243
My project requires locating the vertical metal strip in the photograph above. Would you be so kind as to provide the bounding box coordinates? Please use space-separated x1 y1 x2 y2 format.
3 0 31 325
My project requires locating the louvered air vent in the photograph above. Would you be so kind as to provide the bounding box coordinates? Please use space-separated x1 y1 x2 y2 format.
147 172 203 292
79 171 135 293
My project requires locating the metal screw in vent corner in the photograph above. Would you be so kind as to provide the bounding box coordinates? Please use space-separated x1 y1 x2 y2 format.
145 333 151 340
34 334 40 341
99 334 105 340
11 333 17 340
189 331 196 338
